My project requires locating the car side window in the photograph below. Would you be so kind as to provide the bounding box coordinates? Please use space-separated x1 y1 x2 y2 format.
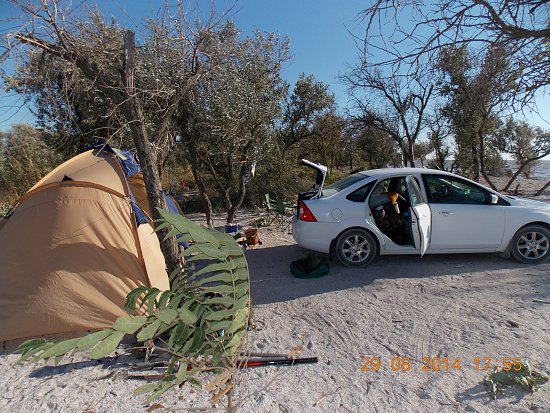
406 176 425 206
346 181 375 202
422 175 489 205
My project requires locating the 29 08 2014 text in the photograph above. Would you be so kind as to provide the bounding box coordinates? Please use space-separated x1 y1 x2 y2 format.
360 357 523 372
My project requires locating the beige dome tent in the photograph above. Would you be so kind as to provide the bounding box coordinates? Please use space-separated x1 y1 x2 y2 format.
0 146 172 342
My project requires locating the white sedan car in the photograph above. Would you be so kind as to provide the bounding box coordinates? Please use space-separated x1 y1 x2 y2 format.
292 160 550 267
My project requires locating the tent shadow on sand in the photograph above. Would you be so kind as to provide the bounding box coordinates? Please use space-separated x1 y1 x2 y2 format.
27 344 143 379
28 359 103 378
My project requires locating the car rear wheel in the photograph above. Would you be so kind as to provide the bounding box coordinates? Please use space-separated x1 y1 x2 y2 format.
511 225 550 264
335 229 377 267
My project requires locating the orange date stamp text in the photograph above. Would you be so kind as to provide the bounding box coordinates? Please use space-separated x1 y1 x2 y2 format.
360 356 523 373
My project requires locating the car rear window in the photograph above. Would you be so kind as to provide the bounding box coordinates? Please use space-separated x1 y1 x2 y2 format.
322 173 368 197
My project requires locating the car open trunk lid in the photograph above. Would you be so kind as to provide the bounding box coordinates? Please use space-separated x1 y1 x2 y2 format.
300 159 328 200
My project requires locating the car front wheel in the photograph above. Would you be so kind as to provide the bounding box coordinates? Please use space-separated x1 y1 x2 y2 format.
511 225 550 264
335 229 377 267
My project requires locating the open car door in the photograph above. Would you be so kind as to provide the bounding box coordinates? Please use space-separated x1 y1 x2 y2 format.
405 176 431 256
299 159 328 200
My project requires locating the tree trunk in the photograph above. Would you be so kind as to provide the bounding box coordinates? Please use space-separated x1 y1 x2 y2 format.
480 169 497 190
408 138 415 167
535 181 550 197
471 140 480 182
503 163 528 192
226 162 248 223
478 132 497 190
186 143 214 227
504 154 550 192
122 30 179 273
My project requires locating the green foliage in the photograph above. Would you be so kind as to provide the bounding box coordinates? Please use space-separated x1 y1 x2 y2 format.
354 126 401 169
5 48 122 156
14 209 250 402
437 44 517 180
279 73 337 153
261 74 358 200
0 203 16 219
485 361 548 399
494 118 550 179
0 124 63 200
180 21 291 223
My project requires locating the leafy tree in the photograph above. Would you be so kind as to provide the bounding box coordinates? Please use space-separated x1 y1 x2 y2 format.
414 141 432 167
3 1 223 270
242 74 340 207
286 110 346 172
437 45 518 185
494 118 550 190
5 50 127 157
352 124 401 169
278 73 338 155
311 112 347 172
426 114 453 171
180 22 290 225
0 124 62 200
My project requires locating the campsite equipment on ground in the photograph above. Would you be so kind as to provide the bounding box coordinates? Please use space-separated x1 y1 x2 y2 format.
225 223 239 233
290 254 330 279
244 227 260 245
264 193 293 232
0 144 181 342
127 353 318 378
238 356 319 368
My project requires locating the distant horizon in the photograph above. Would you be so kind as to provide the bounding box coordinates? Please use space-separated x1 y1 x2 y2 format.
442 159 550 180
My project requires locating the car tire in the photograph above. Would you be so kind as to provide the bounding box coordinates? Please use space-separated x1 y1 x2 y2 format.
335 229 377 267
511 225 550 264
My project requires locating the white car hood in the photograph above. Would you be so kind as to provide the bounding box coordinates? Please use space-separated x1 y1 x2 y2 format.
507 196 550 209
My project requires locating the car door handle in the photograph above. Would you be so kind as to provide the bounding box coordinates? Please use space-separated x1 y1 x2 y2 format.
439 211 455 216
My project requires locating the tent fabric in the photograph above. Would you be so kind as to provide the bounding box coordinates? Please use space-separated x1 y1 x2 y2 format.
29 150 128 196
137 224 171 290
89 143 141 178
127 173 182 223
127 173 151 220
0 149 171 342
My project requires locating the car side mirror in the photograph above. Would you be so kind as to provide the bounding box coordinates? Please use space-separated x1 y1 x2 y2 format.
490 194 499 205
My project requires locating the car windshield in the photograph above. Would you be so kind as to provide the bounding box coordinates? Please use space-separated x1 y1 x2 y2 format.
322 173 367 197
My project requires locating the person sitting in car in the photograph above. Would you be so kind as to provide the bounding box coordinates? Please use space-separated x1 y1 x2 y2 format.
374 179 409 244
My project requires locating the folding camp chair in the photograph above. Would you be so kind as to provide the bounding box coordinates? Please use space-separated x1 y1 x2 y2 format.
264 194 293 232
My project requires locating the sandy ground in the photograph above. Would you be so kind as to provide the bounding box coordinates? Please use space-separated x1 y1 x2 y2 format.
1 176 550 412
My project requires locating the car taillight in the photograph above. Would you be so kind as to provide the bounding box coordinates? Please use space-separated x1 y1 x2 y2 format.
298 201 317 222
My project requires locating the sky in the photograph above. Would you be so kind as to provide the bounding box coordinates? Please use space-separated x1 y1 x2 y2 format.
0 0 363 130
0 0 547 132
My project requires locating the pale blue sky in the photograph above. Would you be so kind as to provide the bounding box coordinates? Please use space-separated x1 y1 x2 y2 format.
0 0 547 131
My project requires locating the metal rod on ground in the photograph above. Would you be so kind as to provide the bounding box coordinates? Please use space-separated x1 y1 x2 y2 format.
128 357 320 379
130 353 319 379
239 352 287 358
238 357 319 368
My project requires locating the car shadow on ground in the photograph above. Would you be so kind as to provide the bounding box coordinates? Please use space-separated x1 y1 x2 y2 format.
245 243 549 305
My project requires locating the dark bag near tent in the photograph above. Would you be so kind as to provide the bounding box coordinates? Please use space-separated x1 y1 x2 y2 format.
290 254 329 279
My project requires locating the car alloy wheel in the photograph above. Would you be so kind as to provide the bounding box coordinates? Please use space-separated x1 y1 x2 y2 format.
511 225 550 264
335 229 377 267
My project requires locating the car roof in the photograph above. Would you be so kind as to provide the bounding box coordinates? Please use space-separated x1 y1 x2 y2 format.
362 167 454 177
350 167 506 198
